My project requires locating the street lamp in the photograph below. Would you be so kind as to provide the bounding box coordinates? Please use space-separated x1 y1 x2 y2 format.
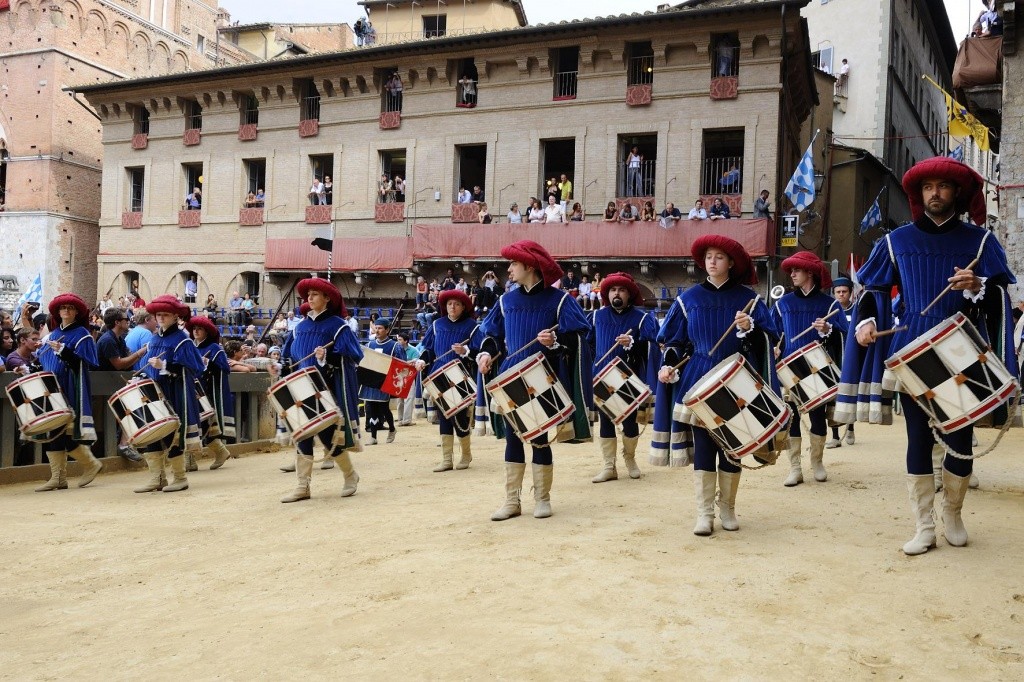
813 170 826 193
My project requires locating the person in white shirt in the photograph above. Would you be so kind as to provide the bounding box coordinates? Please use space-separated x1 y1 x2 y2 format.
576 276 593 311
506 202 523 223
688 199 708 220
309 178 325 205
543 195 565 223
286 310 300 332
457 187 472 204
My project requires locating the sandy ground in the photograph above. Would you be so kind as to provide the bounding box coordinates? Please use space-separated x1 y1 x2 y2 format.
1 419 1023 681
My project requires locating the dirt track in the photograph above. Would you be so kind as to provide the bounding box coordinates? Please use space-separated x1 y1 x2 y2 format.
1 420 1022 680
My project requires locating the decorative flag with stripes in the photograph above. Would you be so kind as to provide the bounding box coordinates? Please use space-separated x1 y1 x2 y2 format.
948 145 964 162
859 187 886 235
784 132 818 212
15 273 43 319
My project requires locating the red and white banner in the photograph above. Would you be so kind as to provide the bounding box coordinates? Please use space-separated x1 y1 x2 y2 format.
357 351 417 399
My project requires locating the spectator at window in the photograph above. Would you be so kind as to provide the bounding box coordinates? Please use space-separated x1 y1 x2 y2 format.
568 202 584 221
386 72 403 111
981 4 1002 36
720 165 741 192
545 177 561 205
577 276 593 311
618 202 639 223
626 146 644 196
528 198 545 223
837 58 849 89
471 185 485 203
478 202 492 224
640 201 656 222
184 277 197 304
688 199 708 220
459 74 476 106
507 202 523 223
603 201 618 222
659 202 682 228
254 188 265 206
753 189 771 218
456 186 472 204
309 177 326 205
716 35 738 76
379 174 394 203
324 175 334 205
709 197 731 220
544 195 566 223
415 275 428 309
186 186 202 210
244 191 257 208
558 174 573 213
393 176 406 202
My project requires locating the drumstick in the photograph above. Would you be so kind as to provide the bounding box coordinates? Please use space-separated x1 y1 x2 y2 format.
385 302 405 336
872 325 907 338
790 307 841 342
505 325 560 361
293 340 334 366
670 354 692 372
708 297 759 357
920 257 980 316
426 335 473 370
594 329 634 367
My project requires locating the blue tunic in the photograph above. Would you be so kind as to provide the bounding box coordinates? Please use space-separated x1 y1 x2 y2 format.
142 325 206 449
836 217 1017 424
590 305 660 426
359 337 404 402
282 309 363 448
37 322 98 443
196 339 235 439
771 288 842 357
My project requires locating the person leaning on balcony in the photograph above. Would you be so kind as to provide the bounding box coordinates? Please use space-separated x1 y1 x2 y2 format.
478 202 493 224
457 186 472 204
528 198 546 223
393 175 405 202
640 201 656 222
659 202 682 228
507 202 523 223
379 174 394 203
688 199 708 220
618 202 639 223
309 177 325 205
568 202 584 222
472 185 485 204
244 192 257 208
186 187 202 210
324 176 334 205
544 195 566 223
753 189 771 218
709 197 731 220
459 74 476 105
603 201 618 222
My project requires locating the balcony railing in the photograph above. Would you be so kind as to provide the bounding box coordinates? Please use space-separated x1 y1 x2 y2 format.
702 156 743 196
617 159 657 198
240 207 264 226
306 205 332 224
713 45 739 77
553 71 578 101
178 209 201 227
628 55 654 86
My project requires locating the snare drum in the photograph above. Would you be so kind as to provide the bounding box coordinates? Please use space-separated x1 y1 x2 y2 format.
108 378 180 447
268 366 342 441
593 357 652 425
195 380 215 423
681 353 791 458
884 312 1018 434
423 359 477 419
776 341 841 414
4 371 75 437
485 352 574 444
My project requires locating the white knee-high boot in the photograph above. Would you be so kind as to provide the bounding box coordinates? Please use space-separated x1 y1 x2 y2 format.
902 474 937 555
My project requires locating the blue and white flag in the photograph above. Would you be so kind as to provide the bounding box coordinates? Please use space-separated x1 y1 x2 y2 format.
784 135 818 212
15 273 43 319
859 187 886 234
948 145 964 162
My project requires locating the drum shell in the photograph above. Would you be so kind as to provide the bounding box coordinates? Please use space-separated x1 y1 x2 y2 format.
775 341 840 414
592 357 652 425
423 359 477 419
5 371 75 437
268 366 342 441
107 378 180 447
485 352 574 444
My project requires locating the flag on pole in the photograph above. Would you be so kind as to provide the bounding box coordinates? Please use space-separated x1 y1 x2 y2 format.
948 145 964 162
357 351 418 399
784 132 818 212
859 187 886 234
848 253 862 297
924 75 990 152
311 225 333 252
14 273 42 319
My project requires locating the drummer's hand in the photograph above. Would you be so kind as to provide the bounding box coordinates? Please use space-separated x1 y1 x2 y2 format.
537 330 557 348
812 318 831 334
735 311 753 332
314 346 326 361
14 365 29 376
451 343 468 357
773 346 781 360
202 356 210 368
414 359 427 372
950 266 983 294
477 353 492 375
658 366 677 384
148 357 166 370
856 320 877 346
47 340 63 352
615 333 633 348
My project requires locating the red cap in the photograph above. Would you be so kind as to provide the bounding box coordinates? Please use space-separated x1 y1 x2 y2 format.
297 277 347 317
500 239 564 286
438 289 473 318
691 235 757 285
186 315 220 343
600 272 643 307
781 250 832 289
902 156 987 227
146 294 191 319
48 293 89 323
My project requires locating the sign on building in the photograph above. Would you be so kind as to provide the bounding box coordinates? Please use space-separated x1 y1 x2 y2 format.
781 215 799 248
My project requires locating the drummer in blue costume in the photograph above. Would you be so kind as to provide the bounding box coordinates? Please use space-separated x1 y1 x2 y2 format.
134 295 205 493
658 236 779 536
825 277 856 449
589 272 660 483
475 239 593 521
772 251 843 487
415 289 480 472
360 317 404 445
838 156 1017 555
280 278 363 503
33 293 104 491
186 316 234 471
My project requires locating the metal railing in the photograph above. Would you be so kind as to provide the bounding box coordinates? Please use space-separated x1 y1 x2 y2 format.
617 159 657 197
553 71 578 100
360 27 486 45
382 90 403 113
186 113 202 130
628 55 654 86
301 95 321 122
713 45 739 77
0 371 275 469
702 156 743 195
834 78 848 98
242 100 259 126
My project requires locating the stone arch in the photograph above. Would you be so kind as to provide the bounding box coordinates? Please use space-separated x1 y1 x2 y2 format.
752 35 770 60
107 266 152 304
224 266 264 305
154 41 171 72
164 265 211 304
85 8 106 37
173 50 189 73
108 21 130 55
15 2 39 31
60 0 84 34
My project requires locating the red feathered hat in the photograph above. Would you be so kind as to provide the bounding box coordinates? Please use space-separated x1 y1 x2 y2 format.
902 156 987 227
782 250 832 289
600 272 643 307
48 293 89 323
691 235 757 285
146 294 190 319
500 239 564 286
438 289 474 318
299 302 311 317
296 277 347 317
186 315 220 343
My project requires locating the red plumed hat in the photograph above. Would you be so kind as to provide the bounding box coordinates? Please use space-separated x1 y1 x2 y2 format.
297 277 346 317
186 315 220 343
691 235 757 285
600 272 643 307
146 294 190 319
902 156 987 227
782 250 832 289
500 239 564 286
48 293 89 323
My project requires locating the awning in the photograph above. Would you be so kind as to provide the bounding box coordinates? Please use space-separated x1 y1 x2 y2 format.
265 237 413 271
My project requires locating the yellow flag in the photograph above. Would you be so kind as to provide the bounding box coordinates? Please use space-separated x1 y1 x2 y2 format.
933 79 991 152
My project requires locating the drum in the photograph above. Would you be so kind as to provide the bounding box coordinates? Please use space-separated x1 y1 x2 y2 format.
776 341 841 414
108 378 180 447
423 359 477 419
681 353 791 458
485 352 574 444
884 312 1018 434
593 357 652 425
4 371 75 437
267 366 341 441
195 380 215 423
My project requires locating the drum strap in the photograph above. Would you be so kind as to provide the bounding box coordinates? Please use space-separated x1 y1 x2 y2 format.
931 386 1019 461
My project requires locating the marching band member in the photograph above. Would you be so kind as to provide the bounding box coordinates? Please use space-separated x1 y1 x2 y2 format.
658 236 778 535
360 317 403 445
772 251 842 487
280 278 363 503
186 316 234 470
589 272 659 482
825 277 856 449
34 293 104 491
475 240 593 520
838 157 1017 555
135 295 205 493
415 289 479 472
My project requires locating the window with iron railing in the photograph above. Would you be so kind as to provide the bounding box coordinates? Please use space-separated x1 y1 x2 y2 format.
242 95 259 126
423 14 446 38
628 55 654 86
554 71 578 100
617 159 656 198
701 156 743 195
712 35 739 77
299 79 321 121
245 159 266 198
382 71 404 113
553 46 579 100
185 100 202 130
134 106 150 135
128 167 145 212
